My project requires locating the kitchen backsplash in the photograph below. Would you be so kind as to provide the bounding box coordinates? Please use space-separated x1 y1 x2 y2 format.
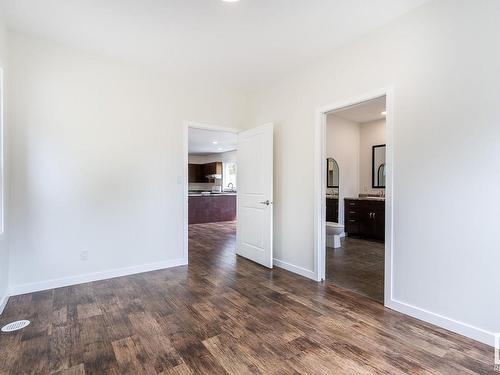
189 181 223 191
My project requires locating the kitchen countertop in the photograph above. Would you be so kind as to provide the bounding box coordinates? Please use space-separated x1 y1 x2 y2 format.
188 192 237 197
345 196 385 201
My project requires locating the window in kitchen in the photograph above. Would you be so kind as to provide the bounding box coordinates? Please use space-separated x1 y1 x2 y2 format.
223 162 237 191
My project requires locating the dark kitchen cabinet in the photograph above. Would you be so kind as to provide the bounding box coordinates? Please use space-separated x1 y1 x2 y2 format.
344 198 385 241
188 162 223 183
203 162 223 176
189 195 236 224
188 164 203 183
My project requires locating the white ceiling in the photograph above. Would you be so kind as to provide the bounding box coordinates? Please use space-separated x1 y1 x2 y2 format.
188 128 237 155
0 0 428 88
332 96 386 124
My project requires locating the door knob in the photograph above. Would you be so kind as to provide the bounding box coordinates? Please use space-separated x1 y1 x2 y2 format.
260 200 271 206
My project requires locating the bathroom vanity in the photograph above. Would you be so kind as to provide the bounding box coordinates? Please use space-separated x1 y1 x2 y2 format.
344 198 385 241
326 197 339 222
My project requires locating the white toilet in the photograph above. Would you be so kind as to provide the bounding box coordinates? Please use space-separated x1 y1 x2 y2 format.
326 222 344 248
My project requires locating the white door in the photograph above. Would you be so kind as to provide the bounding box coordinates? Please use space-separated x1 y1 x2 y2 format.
236 123 274 268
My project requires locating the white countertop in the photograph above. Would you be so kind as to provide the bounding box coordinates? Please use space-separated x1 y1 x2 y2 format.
345 196 385 201
189 192 237 197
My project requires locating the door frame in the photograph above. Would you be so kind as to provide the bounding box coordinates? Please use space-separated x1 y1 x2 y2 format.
313 87 394 307
182 121 240 263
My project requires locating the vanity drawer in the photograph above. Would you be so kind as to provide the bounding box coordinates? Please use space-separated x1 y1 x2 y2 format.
345 200 359 207
345 199 359 216
345 218 359 235
345 209 359 217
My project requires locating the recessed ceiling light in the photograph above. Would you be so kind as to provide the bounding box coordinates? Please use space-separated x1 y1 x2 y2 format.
212 141 218 145
381 111 387 116
222 0 239 2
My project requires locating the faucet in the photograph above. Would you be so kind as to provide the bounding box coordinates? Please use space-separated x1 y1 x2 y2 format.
227 183 234 192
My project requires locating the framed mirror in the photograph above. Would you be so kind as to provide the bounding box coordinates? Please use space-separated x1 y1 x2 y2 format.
372 145 386 188
326 158 339 188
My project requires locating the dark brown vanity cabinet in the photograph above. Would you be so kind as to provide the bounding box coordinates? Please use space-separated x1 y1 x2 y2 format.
344 198 385 241
326 198 339 222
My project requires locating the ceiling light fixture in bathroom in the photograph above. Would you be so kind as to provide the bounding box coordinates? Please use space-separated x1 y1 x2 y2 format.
381 111 387 116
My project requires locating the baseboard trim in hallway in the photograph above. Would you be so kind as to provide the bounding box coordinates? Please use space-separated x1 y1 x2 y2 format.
388 298 495 347
273 258 316 280
9 258 188 297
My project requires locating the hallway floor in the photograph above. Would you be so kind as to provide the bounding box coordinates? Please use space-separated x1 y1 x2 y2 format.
326 237 385 303
0 222 494 374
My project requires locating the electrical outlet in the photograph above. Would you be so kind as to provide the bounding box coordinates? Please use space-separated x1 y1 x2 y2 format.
80 250 88 261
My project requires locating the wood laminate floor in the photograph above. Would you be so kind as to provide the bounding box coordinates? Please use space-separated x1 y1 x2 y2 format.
326 237 385 303
0 221 495 374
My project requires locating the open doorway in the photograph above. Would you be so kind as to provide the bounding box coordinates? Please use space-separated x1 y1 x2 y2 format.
315 89 393 306
183 122 275 269
187 127 238 224
184 124 239 267
325 96 386 303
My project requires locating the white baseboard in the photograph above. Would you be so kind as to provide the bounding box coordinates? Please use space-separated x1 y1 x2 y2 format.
9 258 188 297
273 258 316 281
0 293 9 315
5 256 495 348
387 298 495 347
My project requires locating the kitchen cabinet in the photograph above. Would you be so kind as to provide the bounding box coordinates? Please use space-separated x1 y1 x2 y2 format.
188 162 223 183
188 164 203 183
344 198 385 241
203 162 222 176
189 194 236 224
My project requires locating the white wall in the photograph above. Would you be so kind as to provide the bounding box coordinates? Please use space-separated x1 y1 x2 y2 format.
188 150 237 191
250 0 500 345
326 115 359 225
4 0 499 346
0 16 9 313
8 33 250 294
359 119 386 194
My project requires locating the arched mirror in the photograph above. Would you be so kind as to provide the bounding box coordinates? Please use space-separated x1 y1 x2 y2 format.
326 158 339 188
372 145 386 188
377 163 386 187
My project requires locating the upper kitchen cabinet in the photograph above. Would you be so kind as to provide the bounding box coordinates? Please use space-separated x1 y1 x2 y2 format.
203 162 223 177
188 162 223 183
188 164 202 183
